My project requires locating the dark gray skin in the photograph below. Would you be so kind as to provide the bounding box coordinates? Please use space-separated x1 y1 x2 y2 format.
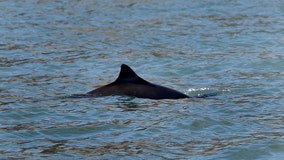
87 64 189 99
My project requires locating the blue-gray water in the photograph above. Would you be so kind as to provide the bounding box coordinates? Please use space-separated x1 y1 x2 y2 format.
1 0 284 159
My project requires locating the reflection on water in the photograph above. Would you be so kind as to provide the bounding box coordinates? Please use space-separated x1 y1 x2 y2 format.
1 0 284 159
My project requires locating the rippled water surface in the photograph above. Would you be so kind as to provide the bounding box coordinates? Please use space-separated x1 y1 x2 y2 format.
1 0 284 159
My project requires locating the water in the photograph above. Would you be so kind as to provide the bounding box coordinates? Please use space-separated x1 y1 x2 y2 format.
1 0 284 159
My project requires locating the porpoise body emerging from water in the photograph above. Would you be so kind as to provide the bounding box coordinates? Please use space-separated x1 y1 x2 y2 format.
87 64 189 99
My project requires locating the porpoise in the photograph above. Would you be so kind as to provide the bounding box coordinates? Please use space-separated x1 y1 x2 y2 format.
87 64 189 99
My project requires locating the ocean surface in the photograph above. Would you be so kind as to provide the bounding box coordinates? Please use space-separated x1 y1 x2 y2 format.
1 0 284 159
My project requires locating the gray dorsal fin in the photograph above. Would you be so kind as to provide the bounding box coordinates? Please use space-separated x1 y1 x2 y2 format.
114 64 150 84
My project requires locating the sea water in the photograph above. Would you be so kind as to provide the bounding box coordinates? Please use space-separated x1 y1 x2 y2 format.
1 0 283 159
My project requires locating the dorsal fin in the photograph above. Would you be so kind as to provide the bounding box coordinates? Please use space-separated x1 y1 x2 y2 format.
114 64 150 84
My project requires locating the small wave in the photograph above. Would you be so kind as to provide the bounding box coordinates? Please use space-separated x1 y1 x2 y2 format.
186 88 231 98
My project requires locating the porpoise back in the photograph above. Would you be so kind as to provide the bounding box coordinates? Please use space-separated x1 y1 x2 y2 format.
87 64 189 99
